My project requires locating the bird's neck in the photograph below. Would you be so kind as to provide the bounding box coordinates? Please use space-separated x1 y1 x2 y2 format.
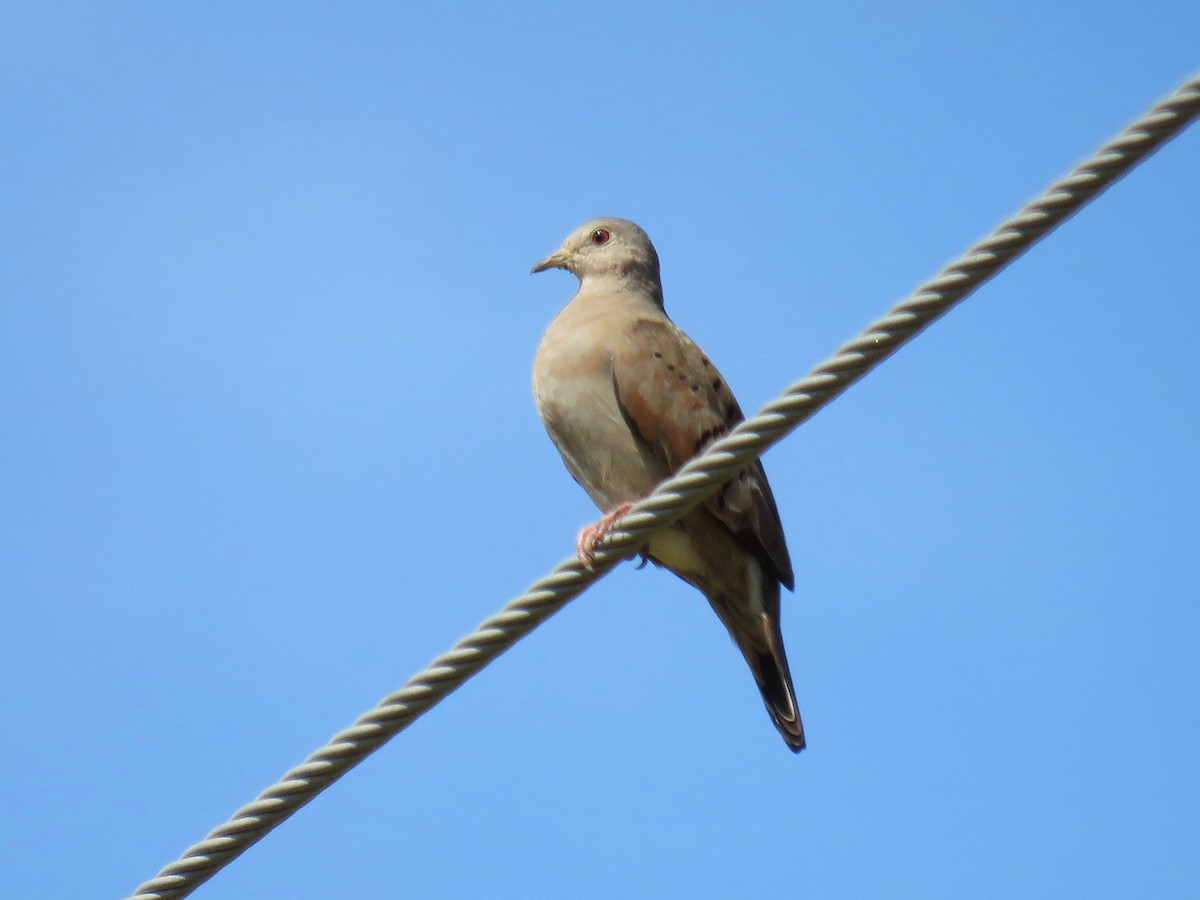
578 270 665 308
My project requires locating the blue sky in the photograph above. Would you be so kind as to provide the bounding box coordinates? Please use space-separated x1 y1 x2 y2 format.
3 4 1199 898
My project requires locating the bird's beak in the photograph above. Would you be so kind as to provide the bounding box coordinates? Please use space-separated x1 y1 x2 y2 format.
530 249 569 274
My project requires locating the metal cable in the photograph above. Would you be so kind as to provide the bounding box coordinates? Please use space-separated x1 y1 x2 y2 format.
129 70 1200 899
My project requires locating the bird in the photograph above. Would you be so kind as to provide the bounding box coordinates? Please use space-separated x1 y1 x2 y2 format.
531 217 805 752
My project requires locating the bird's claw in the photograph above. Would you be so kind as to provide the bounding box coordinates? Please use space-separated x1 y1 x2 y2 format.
575 502 635 569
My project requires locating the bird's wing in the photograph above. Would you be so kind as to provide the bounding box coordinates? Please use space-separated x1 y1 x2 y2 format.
611 315 794 589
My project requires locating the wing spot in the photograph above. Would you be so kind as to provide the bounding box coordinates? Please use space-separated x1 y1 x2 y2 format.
690 384 700 392
701 358 712 368
653 352 664 360
666 364 676 372
694 425 727 454
712 378 722 391
677 373 687 382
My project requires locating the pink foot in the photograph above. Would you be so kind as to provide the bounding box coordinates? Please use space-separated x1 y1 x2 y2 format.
576 502 635 569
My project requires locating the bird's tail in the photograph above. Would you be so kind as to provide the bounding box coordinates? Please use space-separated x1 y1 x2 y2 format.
746 635 806 752
710 575 806 753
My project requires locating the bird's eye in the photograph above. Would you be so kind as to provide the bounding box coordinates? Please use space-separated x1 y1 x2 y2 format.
590 228 611 245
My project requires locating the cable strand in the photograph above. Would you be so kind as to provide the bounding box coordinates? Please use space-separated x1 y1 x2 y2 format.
128 70 1200 900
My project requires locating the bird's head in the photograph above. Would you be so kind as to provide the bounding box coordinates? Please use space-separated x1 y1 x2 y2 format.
531 217 662 292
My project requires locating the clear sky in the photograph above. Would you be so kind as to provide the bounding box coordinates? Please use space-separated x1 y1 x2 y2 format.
3 4 1199 898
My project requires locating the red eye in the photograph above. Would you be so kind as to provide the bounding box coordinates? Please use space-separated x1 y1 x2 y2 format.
591 228 611 245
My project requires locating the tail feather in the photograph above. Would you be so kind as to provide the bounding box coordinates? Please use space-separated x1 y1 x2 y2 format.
647 518 805 751
710 571 806 752
747 641 806 752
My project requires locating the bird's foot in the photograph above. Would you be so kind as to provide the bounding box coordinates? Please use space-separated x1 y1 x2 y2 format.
576 502 635 569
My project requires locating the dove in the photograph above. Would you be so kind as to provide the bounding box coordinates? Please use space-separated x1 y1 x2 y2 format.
531 217 805 752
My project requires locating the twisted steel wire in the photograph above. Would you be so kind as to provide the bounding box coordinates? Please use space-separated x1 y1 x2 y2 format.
129 70 1200 899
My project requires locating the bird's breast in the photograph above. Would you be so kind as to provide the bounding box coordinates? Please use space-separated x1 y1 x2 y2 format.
533 307 664 510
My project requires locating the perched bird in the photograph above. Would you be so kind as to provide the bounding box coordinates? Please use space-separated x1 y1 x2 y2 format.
531 217 805 752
